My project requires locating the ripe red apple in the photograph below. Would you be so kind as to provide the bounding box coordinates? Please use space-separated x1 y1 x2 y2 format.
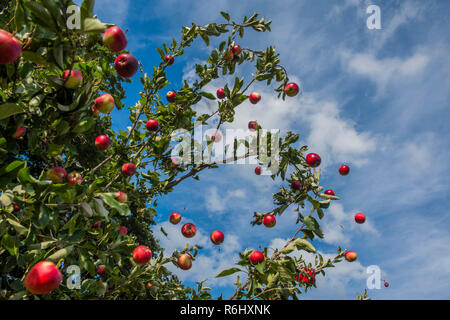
339 164 350 176
284 82 300 97
210 230 224 245
103 26 128 52
177 254 192 270
96 265 106 276
248 121 258 132
231 44 242 55
171 157 181 169
345 251 357 262
181 223 196 238
47 167 67 183
13 205 20 212
166 91 177 103
92 221 101 229
324 189 335 196
0 29 22 65
122 163 137 177
211 132 222 143
305 153 321 168
263 215 276 228
291 180 302 190
250 250 265 265
94 93 115 114
254 166 262 175
249 92 261 104
297 267 316 284
62 69 83 89
24 261 62 295
216 88 226 99
66 172 82 187
12 126 26 139
146 119 159 132
118 226 127 235
114 53 138 78
384 281 389 288
132 245 152 265
224 50 234 61
354 212 366 224
115 191 127 203
169 212 181 225
95 135 112 151
164 54 174 65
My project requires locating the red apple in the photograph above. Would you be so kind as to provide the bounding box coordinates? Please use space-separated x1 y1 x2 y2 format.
249 92 261 104
92 222 101 229
224 50 234 61
345 251 357 262
146 282 155 290
95 135 111 151
66 172 82 187
24 261 62 295
171 157 181 169
118 226 127 235
47 167 67 183
384 281 389 288
12 126 26 139
62 69 83 89
339 164 350 176
114 53 138 78
216 88 226 99
115 191 127 203
164 54 174 65
94 93 115 114
13 205 20 212
181 223 196 238
248 121 258 132
354 212 366 224
324 189 335 196
297 267 316 285
0 29 22 65
96 265 106 276
103 26 128 52
169 212 181 225
263 215 276 228
166 91 177 103
122 163 136 177
250 250 265 265
254 166 262 175
305 153 321 168
132 245 152 265
146 119 159 132
177 254 192 270
231 44 242 55
210 230 224 245
291 180 302 190
211 132 222 143
284 82 300 97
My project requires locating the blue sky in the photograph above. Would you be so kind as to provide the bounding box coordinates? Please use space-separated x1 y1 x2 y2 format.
81 0 450 299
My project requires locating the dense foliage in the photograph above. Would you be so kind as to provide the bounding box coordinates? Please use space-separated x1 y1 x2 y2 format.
0 0 368 300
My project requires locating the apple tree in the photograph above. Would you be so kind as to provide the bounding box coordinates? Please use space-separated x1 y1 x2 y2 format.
0 0 368 300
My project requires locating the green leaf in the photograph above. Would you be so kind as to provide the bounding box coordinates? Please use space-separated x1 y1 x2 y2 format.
83 18 107 33
255 262 265 274
98 193 130 216
0 103 24 120
199 92 216 100
216 267 242 278
47 246 74 262
22 51 50 66
220 11 230 21
72 118 94 134
0 161 25 176
1 234 19 256
48 144 64 157
7 219 28 236
293 238 316 253
303 216 324 239
80 0 95 22
280 244 296 254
